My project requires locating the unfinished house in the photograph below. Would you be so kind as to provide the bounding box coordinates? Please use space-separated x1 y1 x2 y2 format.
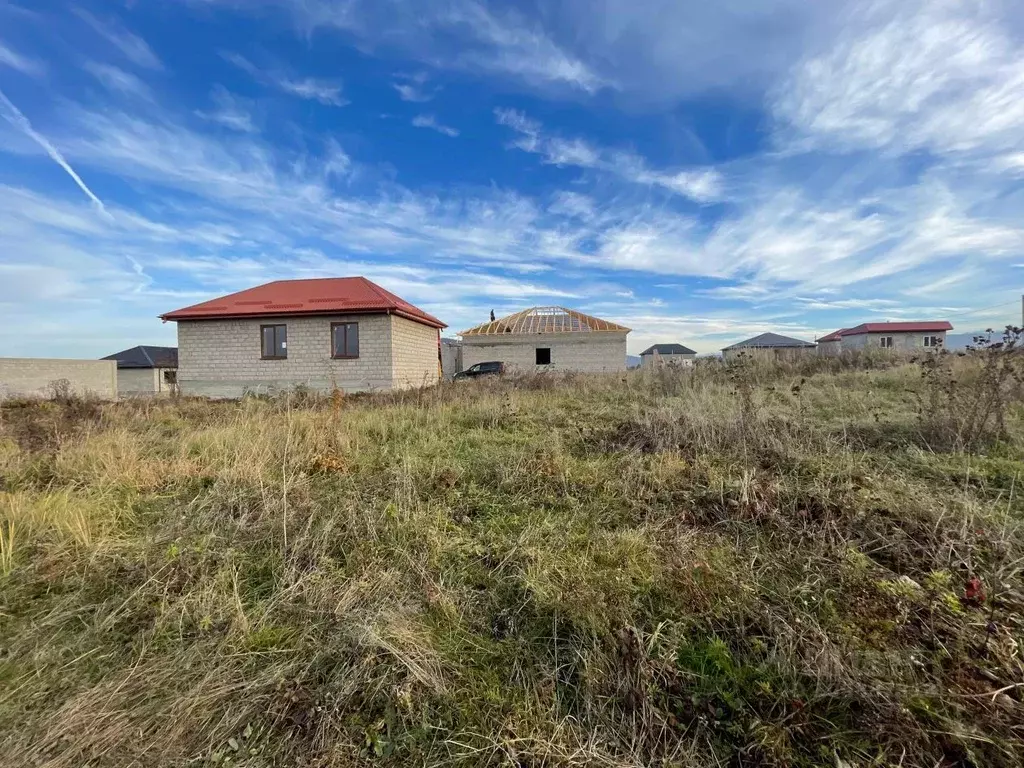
160 277 446 397
103 345 178 396
639 343 697 368
822 322 953 352
722 332 816 362
460 307 630 373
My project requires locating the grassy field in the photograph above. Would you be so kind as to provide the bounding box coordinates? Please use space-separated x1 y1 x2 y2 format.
1 353 1023 767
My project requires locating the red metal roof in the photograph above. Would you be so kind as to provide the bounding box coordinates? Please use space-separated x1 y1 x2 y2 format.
160 277 446 329
817 328 848 343
841 321 952 336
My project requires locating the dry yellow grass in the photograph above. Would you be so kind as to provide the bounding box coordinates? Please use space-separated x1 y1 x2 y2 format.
0 354 1022 767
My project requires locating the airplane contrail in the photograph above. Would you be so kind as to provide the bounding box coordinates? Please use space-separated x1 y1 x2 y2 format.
0 87 109 215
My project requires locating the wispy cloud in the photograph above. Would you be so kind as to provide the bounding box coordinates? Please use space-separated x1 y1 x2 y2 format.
0 41 43 76
495 108 723 202
83 61 151 99
205 0 606 93
0 89 107 215
392 71 436 102
195 86 257 132
774 0 1024 159
411 113 459 137
222 52 346 106
74 8 162 69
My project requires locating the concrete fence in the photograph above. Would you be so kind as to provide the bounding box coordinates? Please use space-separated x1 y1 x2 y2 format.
0 358 118 400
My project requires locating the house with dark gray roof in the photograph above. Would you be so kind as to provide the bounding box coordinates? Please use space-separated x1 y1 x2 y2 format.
721 332 816 362
639 343 697 368
103 345 179 396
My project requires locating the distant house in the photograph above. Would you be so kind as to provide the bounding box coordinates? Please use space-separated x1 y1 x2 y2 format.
639 343 697 368
460 306 630 373
817 321 953 354
103 345 178 396
160 277 446 397
722 332 816 362
815 329 847 357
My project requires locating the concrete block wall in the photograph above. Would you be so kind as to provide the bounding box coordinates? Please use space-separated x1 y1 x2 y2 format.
116 368 176 396
391 316 440 388
440 339 463 380
841 331 946 351
462 332 628 373
117 368 159 395
816 340 842 357
0 358 117 400
177 314 394 397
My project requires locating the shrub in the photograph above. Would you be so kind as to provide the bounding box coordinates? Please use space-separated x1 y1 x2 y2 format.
917 326 1024 452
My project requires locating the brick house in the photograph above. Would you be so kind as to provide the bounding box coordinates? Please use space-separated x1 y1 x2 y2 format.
102 345 178 396
160 277 446 397
817 321 953 354
460 306 630 373
815 329 847 357
722 332 816 362
639 343 697 368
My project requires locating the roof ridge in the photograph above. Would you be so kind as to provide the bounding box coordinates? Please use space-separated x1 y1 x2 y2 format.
139 346 155 367
358 276 393 305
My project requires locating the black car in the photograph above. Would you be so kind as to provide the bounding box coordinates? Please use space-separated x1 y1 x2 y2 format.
454 361 505 380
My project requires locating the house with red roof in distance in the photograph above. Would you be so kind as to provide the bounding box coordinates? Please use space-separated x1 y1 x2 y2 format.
815 328 848 357
160 277 446 397
816 321 953 356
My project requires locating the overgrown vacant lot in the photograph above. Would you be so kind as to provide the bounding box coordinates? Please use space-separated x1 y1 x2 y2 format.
1 356 1023 767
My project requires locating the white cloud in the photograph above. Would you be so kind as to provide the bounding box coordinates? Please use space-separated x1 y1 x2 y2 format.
774 0 1024 159
322 137 351 177
203 0 607 93
0 41 43 75
495 108 724 202
222 52 346 105
74 8 162 69
392 72 436 102
83 61 152 99
411 114 459 137
196 86 257 132
278 77 346 106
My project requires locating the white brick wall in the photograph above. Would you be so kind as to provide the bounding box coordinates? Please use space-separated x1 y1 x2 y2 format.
462 332 627 373
176 313 439 397
392 316 440 388
0 358 117 400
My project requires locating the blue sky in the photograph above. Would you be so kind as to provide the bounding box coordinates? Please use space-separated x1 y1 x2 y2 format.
2 0 1024 356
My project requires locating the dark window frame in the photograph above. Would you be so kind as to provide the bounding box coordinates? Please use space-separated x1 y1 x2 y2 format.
260 324 288 360
878 335 894 349
535 347 552 365
330 321 360 359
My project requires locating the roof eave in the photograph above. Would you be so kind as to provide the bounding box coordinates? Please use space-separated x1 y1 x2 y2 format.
162 306 446 329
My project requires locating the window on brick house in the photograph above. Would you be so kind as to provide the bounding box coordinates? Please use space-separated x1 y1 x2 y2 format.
923 336 942 348
261 324 287 359
163 370 177 384
535 347 551 365
331 322 359 359
878 336 894 349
